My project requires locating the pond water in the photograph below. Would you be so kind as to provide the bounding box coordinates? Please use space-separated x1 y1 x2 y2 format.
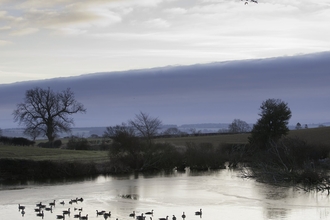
1 169 330 220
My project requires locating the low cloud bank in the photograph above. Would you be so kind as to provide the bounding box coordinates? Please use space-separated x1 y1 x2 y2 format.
1 52 329 128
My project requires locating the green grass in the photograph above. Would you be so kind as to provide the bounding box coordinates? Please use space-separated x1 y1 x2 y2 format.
0 145 109 163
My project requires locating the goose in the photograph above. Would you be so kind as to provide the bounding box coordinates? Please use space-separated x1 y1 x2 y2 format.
103 211 111 219
172 215 176 220
80 214 88 220
35 208 41 212
60 201 65 205
49 200 56 207
36 202 42 207
18 204 25 210
74 212 81 218
57 214 65 219
36 211 44 217
145 210 154 215
63 208 71 215
136 213 145 220
158 216 168 220
21 210 25 216
45 206 53 211
181 212 186 219
96 210 105 215
77 197 84 202
195 208 202 216
129 211 135 217
78 208 83 211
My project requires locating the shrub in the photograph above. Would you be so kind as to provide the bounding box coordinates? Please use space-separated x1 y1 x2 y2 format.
245 137 330 186
67 137 90 150
185 142 226 170
0 136 35 146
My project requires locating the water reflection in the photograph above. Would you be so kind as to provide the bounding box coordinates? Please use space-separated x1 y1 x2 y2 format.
1 169 330 220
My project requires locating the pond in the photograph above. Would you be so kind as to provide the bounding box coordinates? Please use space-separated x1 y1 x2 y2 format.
1 169 330 220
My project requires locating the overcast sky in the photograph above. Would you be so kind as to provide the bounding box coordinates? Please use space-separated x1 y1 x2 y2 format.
1 52 329 129
1 0 330 84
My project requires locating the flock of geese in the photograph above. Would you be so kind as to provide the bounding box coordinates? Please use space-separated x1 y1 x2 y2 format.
242 0 258 5
18 199 203 220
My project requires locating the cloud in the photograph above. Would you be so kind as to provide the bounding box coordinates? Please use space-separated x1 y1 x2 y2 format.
1 0 330 86
144 18 170 28
0 39 12 46
1 52 329 128
0 25 11 31
10 27 39 36
164 7 187 14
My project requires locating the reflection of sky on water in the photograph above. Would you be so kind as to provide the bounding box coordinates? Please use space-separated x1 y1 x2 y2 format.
1 170 330 220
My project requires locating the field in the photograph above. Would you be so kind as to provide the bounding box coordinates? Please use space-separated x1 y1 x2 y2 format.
0 126 329 162
156 126 330 147
155 133 250 147
0 145 109 163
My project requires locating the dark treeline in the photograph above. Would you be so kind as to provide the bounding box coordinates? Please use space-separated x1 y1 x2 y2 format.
0 136 35 146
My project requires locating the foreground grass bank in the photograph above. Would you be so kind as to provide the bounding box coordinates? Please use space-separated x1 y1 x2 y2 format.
0 146 110 182
0 145 108 162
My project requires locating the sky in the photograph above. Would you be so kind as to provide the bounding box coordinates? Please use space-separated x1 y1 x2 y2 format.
1 0 330 84
1 51 329 129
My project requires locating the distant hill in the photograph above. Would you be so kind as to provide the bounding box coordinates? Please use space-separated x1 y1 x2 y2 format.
2 123 328 140
1 51 330 129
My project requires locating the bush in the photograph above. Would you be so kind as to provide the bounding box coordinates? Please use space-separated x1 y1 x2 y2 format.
185 142 226 171
67 137 91 150
0 136 35 146
245 137 330 186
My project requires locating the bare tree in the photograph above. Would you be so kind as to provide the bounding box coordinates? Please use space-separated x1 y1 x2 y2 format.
228 119 251 133
129 112 162 145
13 87 86 142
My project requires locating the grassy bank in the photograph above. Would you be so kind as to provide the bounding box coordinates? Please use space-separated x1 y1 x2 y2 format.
0 146 108 162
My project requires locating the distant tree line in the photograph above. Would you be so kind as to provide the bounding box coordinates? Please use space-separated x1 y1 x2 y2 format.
0 136 35 146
